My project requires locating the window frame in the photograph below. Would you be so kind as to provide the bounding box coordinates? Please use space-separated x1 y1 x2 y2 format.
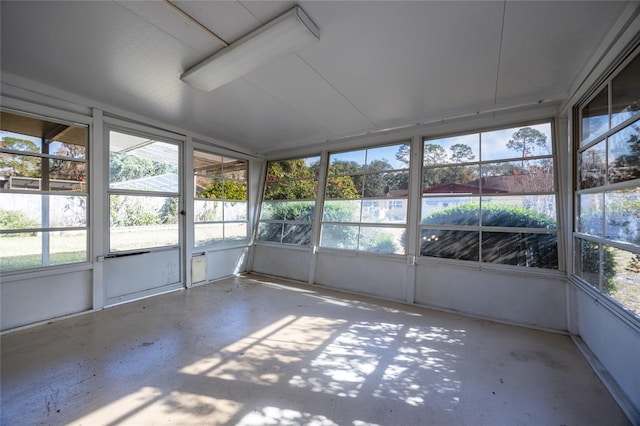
573 47 640 320
418 119 560 270
106 126 182 254
193 148 249 248
319 141 411 256
0 108 90 273
257 155 321 248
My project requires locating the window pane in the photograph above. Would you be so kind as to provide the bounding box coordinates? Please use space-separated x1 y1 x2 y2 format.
421 199 480 226
49 139 86 159
194 151 223 176
482 159 554 193
423 165 480 192
581 87 609 145
576 238 602 288
268 158 319 179
224 201 247 221
425 134 479 166
196 177 219 198
50 230 87 265
325 176 362 199
0 230 87 271
608 247 640 316
258 223 283 243
578 193 604 236
0 193 42 228
320 225 358 250
285 201 315 221
482 124 552 161
579 140 607 189
195 199 223 222
109 132 179 192
420 229 479 261
195 223 223 246
358 226 404 254
423 143 450 166
482 232 557 269
322 200 361 222
224 223 247 242
366 144 409 170
611 54 640 128
0 193 86 229
260 201 285 221
0 131 42 153
363 171 409 198
264 181 290 201
361 199 406 223
605 187 640 245
0 231 42 271
264 179 317 200
223 181 247 201
282 224 312 245
49 159 86 191
608 121 640 184
481 196 557 229
50 195 87 227
110 195 179 251
0 154 42 188
329 150 366 174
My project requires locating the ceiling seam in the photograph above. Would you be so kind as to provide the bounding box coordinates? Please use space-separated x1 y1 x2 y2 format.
493 0 507 105
295 53 377 127
163 0 230 46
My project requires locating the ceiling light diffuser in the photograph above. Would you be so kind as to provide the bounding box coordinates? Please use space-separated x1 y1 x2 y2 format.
181 6 320 92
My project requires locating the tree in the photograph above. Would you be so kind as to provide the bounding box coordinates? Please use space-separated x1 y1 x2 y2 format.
0 137 40 178
264 159 317 200
507 127 548 164
201 180 247 200
449 143 475 163
109 151 177 183
423 144 448 165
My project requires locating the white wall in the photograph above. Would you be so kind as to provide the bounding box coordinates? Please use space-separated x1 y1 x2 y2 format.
415 260 567 330
252 245 314 283
315 252 409 302
573 284 640 422
1 269 92 330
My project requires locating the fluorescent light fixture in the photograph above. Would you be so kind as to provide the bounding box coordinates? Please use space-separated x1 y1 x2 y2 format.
181 6 320 92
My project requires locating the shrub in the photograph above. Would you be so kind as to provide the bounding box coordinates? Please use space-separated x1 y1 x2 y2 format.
0 210 39 236
421 203 558 268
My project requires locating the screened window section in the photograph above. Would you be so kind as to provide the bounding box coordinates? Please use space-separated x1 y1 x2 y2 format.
258 156 320 245
575 52 640 317
108 130 180 252
320 143 410 254
420 123 558 269
193 150 248 246
0 111 88 272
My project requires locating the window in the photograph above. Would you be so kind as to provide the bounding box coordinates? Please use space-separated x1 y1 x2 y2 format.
108 130 180 252
420 122 558 269
193 150 248 246
0 111 88 272
575 52 640 317
258 156 320 245
320 143 410 254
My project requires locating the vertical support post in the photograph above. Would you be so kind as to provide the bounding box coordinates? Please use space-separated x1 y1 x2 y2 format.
91 109 105 310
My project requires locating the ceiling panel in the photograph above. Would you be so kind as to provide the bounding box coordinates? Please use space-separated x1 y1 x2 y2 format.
244 55 374 136
1 1 635 154
183 78 328 152
297 1 505 126
496 1 629 103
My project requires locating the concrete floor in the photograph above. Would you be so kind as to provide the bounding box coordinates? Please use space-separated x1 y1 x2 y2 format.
1 274 630 425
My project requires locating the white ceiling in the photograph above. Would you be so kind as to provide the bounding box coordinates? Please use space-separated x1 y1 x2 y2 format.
0 1 634 155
